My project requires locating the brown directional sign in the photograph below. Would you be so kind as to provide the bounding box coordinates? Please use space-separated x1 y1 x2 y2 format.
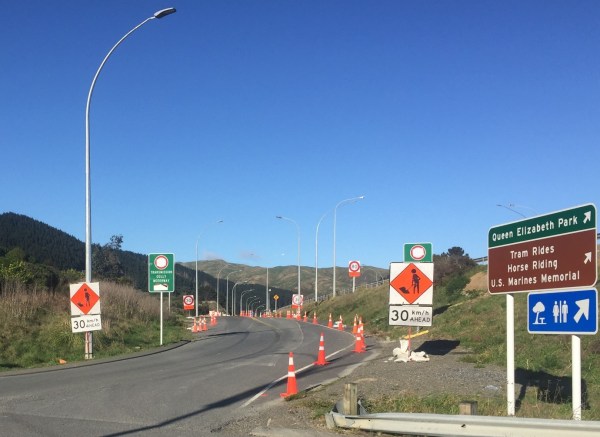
488 204 597 294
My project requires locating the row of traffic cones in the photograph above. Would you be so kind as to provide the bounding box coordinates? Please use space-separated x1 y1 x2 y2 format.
191 314 218 332
280 326 368 397
281 331 329 397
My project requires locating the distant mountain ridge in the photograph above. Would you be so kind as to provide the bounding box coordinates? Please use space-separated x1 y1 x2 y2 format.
0 212 387 306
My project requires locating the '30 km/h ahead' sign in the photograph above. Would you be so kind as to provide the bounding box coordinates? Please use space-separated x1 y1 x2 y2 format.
488 204 597 294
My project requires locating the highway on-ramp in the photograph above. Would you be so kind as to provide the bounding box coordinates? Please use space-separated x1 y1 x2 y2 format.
0 317 366 436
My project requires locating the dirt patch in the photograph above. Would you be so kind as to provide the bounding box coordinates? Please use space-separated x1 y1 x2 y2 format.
465 271 487 292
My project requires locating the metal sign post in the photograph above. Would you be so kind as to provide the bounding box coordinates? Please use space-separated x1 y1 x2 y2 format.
148 253 175 346
488 204 597 419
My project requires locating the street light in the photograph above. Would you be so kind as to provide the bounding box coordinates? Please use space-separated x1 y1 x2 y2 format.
497 203 536 218
314 210 329 302
231 281 246 315
84 7 176 360
276 215 301 308
195 220 224 317
333 196 364 297
247 296 260 315
239 289 254 316
216 263 230 315
226 271 241 315
250 298 262 316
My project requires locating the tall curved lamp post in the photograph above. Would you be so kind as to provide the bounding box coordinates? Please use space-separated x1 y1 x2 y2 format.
332 196 364 298
230 281 246 315
225 271 241 315
247 296 260 315
216 264 230 315
84 7 176 360
314 211 329 302
238 289 254 316
195 220 224 317
276 215 301 307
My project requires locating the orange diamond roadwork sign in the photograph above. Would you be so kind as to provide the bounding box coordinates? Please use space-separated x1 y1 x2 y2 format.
389 263 434 305
70 282 101 316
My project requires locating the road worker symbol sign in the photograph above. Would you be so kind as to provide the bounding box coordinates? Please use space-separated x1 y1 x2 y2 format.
389 262 434 305
70 282 101 316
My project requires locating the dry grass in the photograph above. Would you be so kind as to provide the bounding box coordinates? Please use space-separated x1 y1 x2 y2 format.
0 280 185 369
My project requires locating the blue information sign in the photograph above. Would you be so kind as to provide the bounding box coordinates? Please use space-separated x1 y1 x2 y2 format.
528 289 598 335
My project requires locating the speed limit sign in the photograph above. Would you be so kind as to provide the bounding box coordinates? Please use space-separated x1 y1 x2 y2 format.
292 294 304 307
183 295 195 311
348 260 361 278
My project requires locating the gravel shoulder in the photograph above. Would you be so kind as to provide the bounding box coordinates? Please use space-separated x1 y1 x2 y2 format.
219 335 509 436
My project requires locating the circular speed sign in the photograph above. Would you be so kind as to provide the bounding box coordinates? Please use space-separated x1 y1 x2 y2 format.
349 261 360 272
183 295 194 306
410 245 426 261
154 255 169 270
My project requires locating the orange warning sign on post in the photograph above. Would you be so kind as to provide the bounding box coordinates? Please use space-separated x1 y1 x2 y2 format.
389 263 433 305
70 282 101 316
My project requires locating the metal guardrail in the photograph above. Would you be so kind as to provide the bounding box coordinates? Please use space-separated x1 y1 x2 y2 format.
326 410 600 436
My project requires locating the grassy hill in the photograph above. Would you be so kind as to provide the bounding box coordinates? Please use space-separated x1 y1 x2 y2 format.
182 259 388 298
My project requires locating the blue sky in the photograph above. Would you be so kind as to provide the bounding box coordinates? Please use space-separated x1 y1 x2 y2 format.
2 1 599 271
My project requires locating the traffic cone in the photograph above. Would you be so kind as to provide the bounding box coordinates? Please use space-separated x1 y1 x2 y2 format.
314 332 330 365
202 317 208 332
353 331 365 353
352 315 358 334
303 311 308 322
358 318 366 351
338 315 344 331
312 312 318 324
328 313 333 328
192 318 199 333
280 352 298 397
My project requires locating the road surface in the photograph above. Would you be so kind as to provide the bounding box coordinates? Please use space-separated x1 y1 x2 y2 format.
0 316 364 436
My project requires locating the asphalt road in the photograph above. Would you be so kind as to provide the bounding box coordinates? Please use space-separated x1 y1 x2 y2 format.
0 317 363 436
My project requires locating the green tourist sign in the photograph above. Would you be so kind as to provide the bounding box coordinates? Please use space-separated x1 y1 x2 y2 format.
488 204 597 294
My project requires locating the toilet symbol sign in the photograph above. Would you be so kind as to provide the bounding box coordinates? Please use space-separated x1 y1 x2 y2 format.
389 262 434 305
528 289 597 334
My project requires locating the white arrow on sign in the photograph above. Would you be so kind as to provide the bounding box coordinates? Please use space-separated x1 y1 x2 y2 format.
584 252 592 264
574 299 590 323
583 211 592 223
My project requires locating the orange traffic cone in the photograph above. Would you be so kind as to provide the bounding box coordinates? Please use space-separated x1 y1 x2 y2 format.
358 319 366 351
202 317 208 332
338 315 344 331
303 311 308 322
353 331 365 353
352 315 358 334
280 352 298 397
314 332 330 365
192 318 199 333
327 313 333 328
312 312 318 325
